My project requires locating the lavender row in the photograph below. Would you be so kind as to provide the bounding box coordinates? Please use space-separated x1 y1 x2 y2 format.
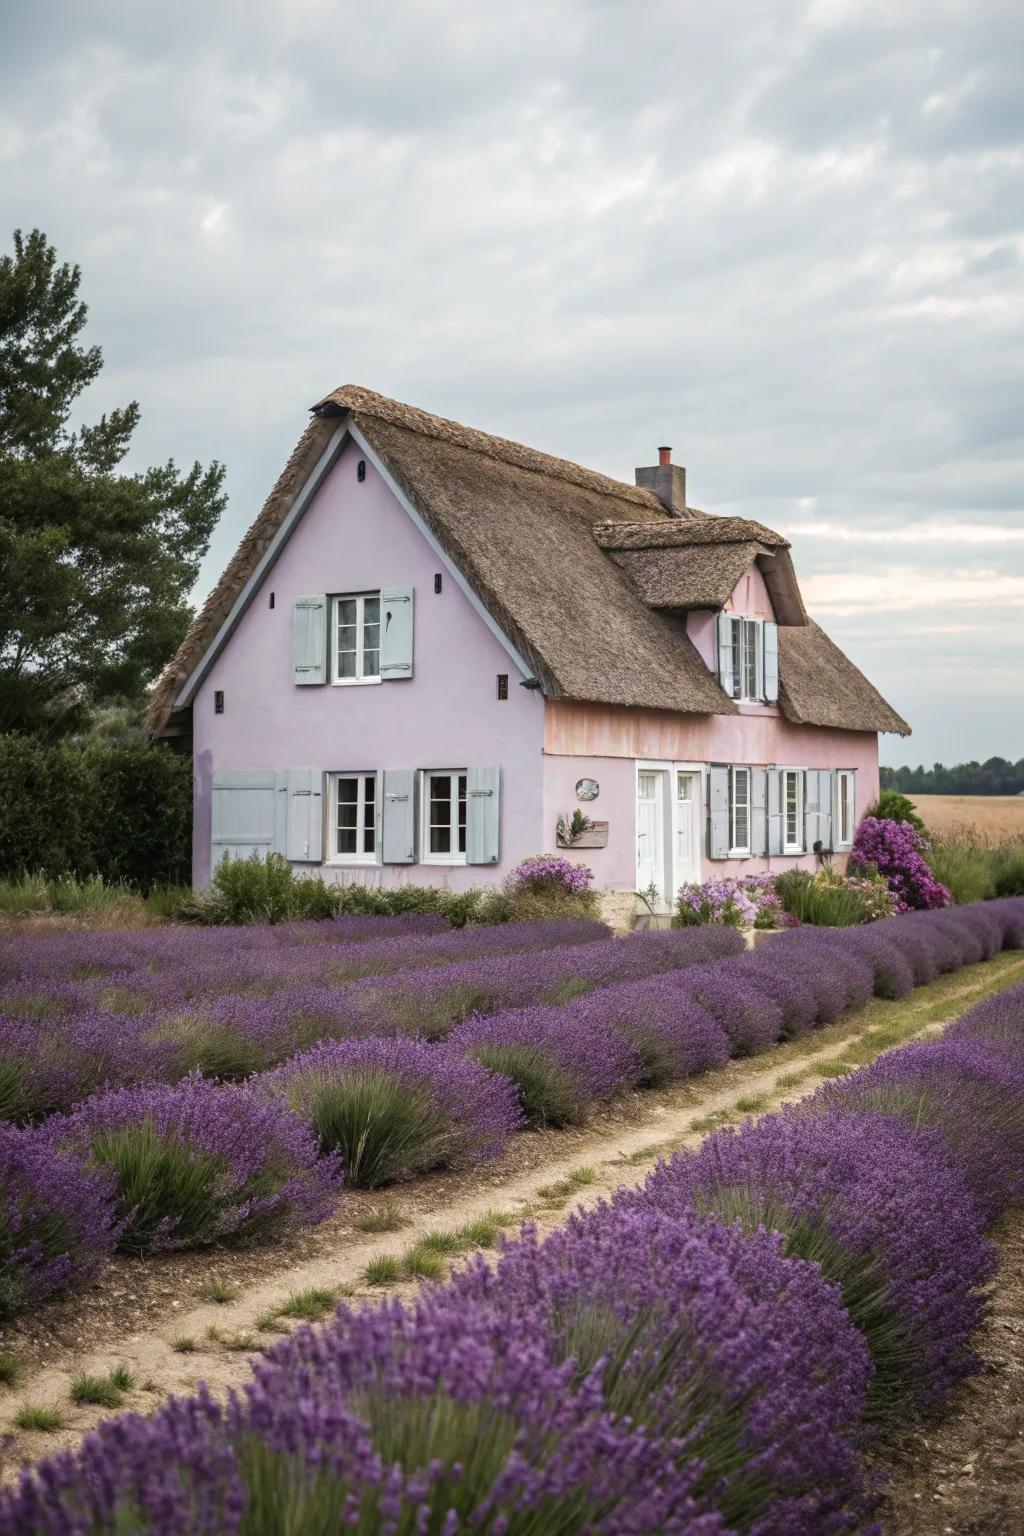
0 914 608 996
449 898 1024 1123
5 976 1021 1534
0 927 743 1121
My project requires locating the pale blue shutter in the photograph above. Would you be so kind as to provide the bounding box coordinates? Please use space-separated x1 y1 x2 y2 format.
211 771 281 870
466 766 500 865
716 614 735 698
816 769 834 852
750 768 768 856
767 768 783 855
804 769 833 853
293 596 327 684
284 769 324 862
763 622 779 703
380 588 414 680
708 765 730 859
381 769 416 863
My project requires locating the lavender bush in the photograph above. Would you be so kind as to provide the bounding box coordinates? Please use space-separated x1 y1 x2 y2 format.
632 1107 993 1419
258 1036 524 1187
505 854 594 898
449 1204 872 1536
564 975 731 1086
850 816 952 911
0 1122 117 1316
42 1076 341 1253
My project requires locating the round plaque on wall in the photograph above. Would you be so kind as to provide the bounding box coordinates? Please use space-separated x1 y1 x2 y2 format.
575 777 599 802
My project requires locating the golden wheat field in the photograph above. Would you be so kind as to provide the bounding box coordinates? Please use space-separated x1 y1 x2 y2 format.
911 794 1024 841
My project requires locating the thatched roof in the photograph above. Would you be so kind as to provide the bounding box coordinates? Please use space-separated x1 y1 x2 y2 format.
148 385 909 737
779 621 910 735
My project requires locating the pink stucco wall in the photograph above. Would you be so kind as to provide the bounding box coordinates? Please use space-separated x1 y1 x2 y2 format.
191 439 545 887
542 702 880 893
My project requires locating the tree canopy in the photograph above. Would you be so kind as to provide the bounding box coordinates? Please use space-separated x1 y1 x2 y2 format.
881 758 1024 796
0 228 225 734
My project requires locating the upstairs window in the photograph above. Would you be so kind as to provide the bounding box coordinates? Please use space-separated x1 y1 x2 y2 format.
332 593 381 683
716 615 779 704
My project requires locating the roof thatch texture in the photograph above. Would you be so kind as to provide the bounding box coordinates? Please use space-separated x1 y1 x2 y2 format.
147 385 908 737
779 621 910 735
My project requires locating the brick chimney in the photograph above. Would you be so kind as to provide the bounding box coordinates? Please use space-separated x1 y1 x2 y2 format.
635 446 687 516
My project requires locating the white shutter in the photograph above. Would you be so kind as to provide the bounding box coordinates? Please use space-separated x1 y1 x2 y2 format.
466 766 501 865
763 622 779 703
767 767 783 855
380 588 414 680
816 769 834 853
381 769 417 863
284 768 324 863
750 768 768 857
804 769 833 854
211 771 281 869
293 596 327 685
716 613 735 698
708 765 730 859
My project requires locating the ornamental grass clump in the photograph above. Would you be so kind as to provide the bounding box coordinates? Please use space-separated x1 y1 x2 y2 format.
450 1006 642 1126
0 1122 117 1317
258 1036 523 1188
449 1204 873 1536
632 1107 993 1421
42 1076 341 1254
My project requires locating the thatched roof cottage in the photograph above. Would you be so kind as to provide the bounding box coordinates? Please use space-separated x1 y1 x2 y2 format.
149 387 909 913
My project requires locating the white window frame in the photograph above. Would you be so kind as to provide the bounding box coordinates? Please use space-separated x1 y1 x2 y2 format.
729 766 752 856
728 615 764 703
835 769 855 850
330 592 382 686
327 771 380 864
420 769 468 865
781 768 804 854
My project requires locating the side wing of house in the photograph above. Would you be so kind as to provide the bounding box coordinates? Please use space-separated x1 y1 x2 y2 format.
542 556 881 913
189 437 545 887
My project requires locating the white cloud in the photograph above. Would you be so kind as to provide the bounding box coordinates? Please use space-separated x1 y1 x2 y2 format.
802 567 1024 614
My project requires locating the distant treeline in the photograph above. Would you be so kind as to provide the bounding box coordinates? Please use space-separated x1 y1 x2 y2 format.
881 759 1024 797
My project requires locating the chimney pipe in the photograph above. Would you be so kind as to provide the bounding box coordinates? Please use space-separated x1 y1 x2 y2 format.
635 447 687 517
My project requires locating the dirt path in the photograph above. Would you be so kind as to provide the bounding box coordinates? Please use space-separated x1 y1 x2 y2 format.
3 952 1023 1476
878 1209 1024 1535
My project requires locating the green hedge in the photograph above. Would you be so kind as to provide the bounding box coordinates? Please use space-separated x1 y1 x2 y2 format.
0 738 191 891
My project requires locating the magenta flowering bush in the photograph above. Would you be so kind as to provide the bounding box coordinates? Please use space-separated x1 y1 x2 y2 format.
849 816 952 911
675 873 791 930
42 1076 341 1253
0 1121 117 1316
505 854 594 897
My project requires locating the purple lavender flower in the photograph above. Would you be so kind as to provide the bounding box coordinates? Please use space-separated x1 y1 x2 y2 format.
258 1035 524 1186
0 1120 117 1315
631 1107 993 1418
564 975 730 1085
506 854 595 896
449 1202 873 1536
41 1075 341 1253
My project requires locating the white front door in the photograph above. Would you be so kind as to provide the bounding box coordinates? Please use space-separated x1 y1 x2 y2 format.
637 770 667 907
675 771 701 888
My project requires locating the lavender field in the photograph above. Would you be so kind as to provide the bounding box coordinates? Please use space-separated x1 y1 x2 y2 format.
2 939 1022 1534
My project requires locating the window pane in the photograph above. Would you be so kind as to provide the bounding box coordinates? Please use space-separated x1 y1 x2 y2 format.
363 649 380 678
336 636 357 678
429 774 452 854
458 774 467 853
730 618 743 699
336 599 357 628
363 596 380 626
677 774 692 802
363 774 376 854
743 621 758 698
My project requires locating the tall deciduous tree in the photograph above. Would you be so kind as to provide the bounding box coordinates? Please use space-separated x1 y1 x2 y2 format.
0 228 225 734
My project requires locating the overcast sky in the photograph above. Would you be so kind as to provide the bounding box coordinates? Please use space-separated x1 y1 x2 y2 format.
4 0 1023 766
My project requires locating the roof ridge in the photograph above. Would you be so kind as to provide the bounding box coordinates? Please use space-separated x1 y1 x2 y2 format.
315 384 663 511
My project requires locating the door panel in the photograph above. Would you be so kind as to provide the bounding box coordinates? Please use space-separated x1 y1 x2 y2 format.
675 771 701 887
637 770 667 906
